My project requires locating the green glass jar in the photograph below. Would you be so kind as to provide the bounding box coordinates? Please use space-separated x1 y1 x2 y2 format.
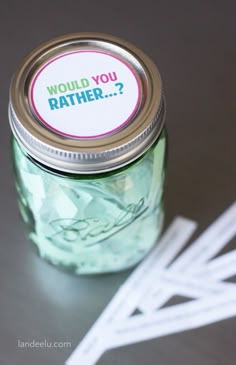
9 33 167 274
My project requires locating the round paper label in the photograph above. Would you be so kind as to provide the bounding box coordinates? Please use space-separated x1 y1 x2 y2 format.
30 51 141 138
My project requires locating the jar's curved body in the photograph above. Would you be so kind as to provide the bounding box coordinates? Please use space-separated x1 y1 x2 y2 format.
12 129 167 274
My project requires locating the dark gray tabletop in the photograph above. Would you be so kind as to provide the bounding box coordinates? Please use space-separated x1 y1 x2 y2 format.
0 1 236 364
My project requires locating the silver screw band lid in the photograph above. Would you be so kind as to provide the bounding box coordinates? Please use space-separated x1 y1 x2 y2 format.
9 32 165 174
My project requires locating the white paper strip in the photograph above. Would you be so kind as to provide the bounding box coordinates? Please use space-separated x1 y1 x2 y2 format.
112 291 236 348
172 202 236 272
195 249 236 281
162 271 236 297
138 269 236 313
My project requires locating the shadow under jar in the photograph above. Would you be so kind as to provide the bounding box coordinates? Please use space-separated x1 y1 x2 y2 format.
9 33 167 275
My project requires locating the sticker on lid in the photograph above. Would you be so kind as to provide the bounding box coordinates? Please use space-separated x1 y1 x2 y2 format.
30 51 141 138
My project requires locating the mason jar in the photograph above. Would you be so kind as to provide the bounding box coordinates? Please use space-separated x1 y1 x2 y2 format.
9 33 167 275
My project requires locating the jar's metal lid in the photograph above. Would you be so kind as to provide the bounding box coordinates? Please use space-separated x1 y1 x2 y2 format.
9 32 165 174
